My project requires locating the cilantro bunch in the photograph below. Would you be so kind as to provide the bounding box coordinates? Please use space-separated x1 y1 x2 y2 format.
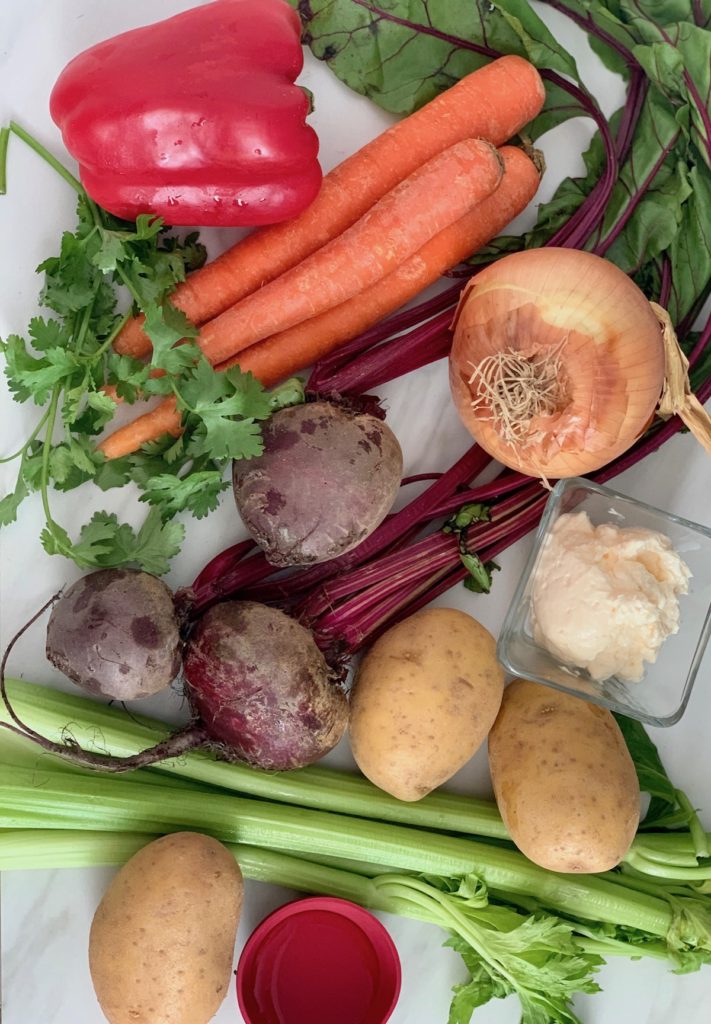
0 123 303 574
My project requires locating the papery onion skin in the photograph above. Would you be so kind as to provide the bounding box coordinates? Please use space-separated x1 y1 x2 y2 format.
449 248 665 478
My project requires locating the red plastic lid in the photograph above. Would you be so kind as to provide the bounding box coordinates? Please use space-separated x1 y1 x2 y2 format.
236 896 402 1024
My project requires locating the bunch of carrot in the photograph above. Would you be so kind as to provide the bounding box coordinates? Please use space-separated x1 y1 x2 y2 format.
99 55 546 460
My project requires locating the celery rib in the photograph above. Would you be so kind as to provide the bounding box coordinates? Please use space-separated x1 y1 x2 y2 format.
0 678 508 837
0 765 674 939
2 680 708 890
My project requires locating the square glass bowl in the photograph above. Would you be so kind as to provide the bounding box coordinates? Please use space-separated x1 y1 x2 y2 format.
497 477 711 727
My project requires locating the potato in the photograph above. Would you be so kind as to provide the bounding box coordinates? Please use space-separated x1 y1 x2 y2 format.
488 679 640 873
89 832 243 1024
349 607 504 801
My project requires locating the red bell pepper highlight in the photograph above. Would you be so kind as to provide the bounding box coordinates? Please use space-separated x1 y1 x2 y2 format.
49 0 322 227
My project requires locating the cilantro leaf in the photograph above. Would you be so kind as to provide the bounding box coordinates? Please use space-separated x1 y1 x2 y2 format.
91 233 127 273
28 316 69 352
42 509 185 575
94 457 133 492
105 353 151 404
61 372 92 426
188 412 264 462
72 390 119 434
40 521 76 560
0 334 34 402
47 436 102 491
139 471 229 520
0 469 29 527
127 510 185 575
133 213 164 242
2 337 82 405
144 300 199 362
224 366 274 420
177 360 274 462
37 230 101 315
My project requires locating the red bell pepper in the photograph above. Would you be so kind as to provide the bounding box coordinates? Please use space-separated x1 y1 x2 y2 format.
49 0 322 227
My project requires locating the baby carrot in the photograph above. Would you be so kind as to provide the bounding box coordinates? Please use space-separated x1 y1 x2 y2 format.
98 397 181 461
114 56 545 359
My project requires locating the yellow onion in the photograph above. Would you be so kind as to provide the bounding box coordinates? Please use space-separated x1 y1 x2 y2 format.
449 248 666 478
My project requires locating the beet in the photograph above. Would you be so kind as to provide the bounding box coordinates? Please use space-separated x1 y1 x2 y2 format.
232 400 403 567
46 569 181 700
183 601 348 771
6 589 345 774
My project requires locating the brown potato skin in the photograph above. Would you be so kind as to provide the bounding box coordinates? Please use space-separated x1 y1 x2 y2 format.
89 833 243 1024
349 608 505 801
488 679 640 873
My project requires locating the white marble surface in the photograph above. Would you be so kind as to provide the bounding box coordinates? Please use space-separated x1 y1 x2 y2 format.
1 2 710 1022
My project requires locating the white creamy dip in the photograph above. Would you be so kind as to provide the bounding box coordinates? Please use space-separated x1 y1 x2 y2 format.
530 511 691 682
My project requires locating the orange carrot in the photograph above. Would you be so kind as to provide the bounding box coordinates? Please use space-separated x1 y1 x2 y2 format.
221 147 541 387
98 147 540 460
114 56 545 359
196 139 503 366
98 397 181 461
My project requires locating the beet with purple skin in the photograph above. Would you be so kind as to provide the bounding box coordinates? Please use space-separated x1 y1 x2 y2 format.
183 600 348 771
232 400 403 567
46 568 181 700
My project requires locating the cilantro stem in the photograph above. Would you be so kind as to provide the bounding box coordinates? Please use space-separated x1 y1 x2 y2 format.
113 263 146 309
8 122 83 196
39 385 72 558
74 293 99 356
0 126 9 196
82 195 149 311
0 409 50 464
89 312 132 362
170 380 194 414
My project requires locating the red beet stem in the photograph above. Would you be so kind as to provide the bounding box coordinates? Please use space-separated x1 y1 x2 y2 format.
308 489 545 649
191 539 257 595
307 284 461 391
309 310 454 395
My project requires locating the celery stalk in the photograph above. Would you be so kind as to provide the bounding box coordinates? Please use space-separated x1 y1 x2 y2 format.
0 764 676 939
0 678 508 839
2 680 708 887
0 829 379 904
0 829 685 1002
0 830 152 870
0 828 690 968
